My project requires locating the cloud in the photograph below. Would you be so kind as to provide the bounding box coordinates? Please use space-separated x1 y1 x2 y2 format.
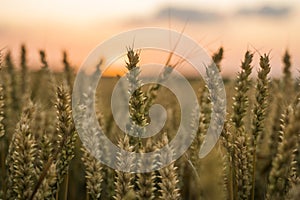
237 5 292 17
126 4 293 26
155 7 222 23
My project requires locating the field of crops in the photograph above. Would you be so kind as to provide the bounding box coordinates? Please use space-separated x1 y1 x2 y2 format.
0 46 299 200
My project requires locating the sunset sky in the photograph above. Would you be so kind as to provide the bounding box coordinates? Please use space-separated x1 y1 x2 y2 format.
1 0 299 77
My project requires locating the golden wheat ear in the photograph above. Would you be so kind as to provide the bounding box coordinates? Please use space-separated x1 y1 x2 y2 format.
135 138 156 200
125 48 148 145
0 85 4 138
156 133 180 200
113 135 135 200
20 44 28 95
283 50 292 85
62 51 74 90
0 49 8 199
6 101 37 199
250 54 271 200
212 47 224 72
266 105 298 199
79 86 104 199
81 147 103 199
226 51 253 200
52 85 77 198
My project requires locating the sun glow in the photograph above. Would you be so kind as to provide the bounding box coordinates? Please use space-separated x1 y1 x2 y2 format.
1 0 299 77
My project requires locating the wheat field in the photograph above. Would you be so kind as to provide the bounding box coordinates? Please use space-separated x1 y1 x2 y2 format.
0 45 299 200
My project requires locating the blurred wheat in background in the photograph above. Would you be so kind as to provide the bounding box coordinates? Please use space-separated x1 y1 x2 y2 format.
0 44 299 200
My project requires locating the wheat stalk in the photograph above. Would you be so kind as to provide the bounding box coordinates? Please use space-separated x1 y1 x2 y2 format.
33 163 57 200
283 50 293 94
136 139 156 200
78 88 104 200
6 102 37 200
20 44 28 95
0 50 5 138
5 51 19 113
31 50 56 104
157 133 180 200
266 105 297 199
0 49 7 199
113 135 135 200
230 51 253 200
53 86 77 199
250 54 271 199
81 148 103 200
212 47 224 71
62 51 74 90
126 48 148 130
267 80 283 174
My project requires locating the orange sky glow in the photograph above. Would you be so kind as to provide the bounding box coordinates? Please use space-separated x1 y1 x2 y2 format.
1 0 300 77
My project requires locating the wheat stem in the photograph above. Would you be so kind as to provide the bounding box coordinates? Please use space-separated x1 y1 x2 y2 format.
250 54 271 200
230 51 253 200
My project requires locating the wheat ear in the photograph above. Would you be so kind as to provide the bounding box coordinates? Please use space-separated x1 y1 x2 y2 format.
157 133 180 200
53 86 77 199
20 44 28 95
266 105 297 199
113 135 135 200
6 102 37 199
250 54 271 199
136 139 156 200
230 51 253 200
282 50 293 95
0 50 7 199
